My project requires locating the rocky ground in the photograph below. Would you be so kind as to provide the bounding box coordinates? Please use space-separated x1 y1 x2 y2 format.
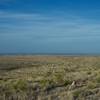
0 56 100 100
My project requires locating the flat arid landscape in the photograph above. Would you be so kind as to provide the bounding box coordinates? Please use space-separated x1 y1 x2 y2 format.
1 0 100 100
0 56 100 100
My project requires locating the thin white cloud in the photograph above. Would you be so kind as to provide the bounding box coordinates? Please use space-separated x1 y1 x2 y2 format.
1 10 100 38
0 11 51 20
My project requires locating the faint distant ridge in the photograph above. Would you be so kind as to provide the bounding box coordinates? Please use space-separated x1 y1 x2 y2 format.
0 52 100 56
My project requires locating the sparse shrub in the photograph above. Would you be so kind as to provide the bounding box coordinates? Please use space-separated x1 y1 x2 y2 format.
64 80 72 86
87 81 97 89
87 71 92 75
40 79 49 88
96 76 100 83
73 89 82 99
53 73 64 84
13 80 27 91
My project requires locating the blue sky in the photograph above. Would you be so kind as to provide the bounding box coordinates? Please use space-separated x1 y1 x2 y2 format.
0 0 100 54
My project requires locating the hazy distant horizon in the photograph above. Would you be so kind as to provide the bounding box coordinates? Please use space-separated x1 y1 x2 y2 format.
1 52 100 56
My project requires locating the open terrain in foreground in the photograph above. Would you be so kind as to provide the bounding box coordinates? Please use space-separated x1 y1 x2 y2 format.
0 56 100 100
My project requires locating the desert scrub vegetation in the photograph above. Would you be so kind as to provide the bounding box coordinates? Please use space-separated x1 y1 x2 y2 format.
0 56 100 100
